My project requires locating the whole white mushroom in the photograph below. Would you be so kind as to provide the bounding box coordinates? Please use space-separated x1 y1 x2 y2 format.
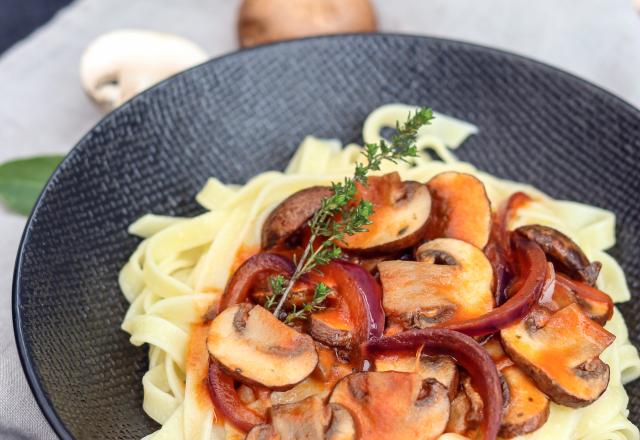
80 29 207 111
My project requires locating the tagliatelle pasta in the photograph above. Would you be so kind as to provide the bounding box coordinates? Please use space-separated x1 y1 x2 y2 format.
120 104 640 440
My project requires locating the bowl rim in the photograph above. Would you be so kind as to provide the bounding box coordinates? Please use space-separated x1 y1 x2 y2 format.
12 32 640 440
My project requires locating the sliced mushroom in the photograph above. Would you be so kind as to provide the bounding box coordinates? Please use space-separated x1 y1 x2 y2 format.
261 187 332 250
501 303 615 407
271 396 331 440
312 342 353 386
516 225 601 286
483 338 549 438
444 371 491 434
326 403 356 440
482 337 514 371
329 372 450 440
309 310 355 350
379 238 493 329
270 344 351 406
464 378 485 426
80 30 207 110
548 273 613 325
446 386 473 434
425 172 492 249
238 0 377 48
270 377 328 406
207 304 318 389
246 424 281 440
238 384 258 405
499 365 550 437
341 173 432 255
374 354 459 400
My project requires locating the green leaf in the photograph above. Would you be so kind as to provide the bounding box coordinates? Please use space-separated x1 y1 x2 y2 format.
0 155 64 215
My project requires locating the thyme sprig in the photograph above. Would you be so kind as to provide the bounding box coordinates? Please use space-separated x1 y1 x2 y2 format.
283 283 333 325
270 108 434 322
264 275 286 310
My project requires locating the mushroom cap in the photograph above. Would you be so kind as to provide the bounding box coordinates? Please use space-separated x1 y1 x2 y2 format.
238 0 377 48
207 304 318 389
379 238 494 328
80 29 207 110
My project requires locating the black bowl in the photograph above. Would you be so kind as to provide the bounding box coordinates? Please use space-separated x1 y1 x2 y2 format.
13 34 640 439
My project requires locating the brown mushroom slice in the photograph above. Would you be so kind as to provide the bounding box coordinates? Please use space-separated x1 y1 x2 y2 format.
261 186 332 250
482 337 514 371
501 303 615 407
207 304 318 389
326 403 356 440
329 372 450 440
271 396 331 440
426 172 492 249
340 173 432 255
309 309 354 350
246 424 281 440
516 224 601 286
379 238 493 329
374 354 459 400
312 343 353 387
499 366 550 438
549 274 613 325
483 338 549 438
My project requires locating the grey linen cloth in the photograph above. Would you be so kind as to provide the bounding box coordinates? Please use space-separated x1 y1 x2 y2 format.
1 0 639 438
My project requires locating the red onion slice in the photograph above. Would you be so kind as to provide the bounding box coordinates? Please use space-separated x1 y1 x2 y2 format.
324 260 385 343
207 361 265 432
486 192 532 305
218 253 295 312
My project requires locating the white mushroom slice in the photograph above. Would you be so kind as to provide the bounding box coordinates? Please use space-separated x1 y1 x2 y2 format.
246 424 280 440
271 396 331 440
80 30 207 110
207 304 318 389
341 175 432 255
330 371 450 440
374 354 459 400
326 403 356 440
270 377 328 406
379 238 494 328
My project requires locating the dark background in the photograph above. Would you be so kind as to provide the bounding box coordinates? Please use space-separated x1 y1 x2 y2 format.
0 0 72 55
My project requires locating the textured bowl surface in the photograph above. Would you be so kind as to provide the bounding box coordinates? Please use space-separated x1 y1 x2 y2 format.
13 34 640 439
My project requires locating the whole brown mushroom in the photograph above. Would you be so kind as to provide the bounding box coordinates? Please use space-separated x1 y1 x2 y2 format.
238 0 377 48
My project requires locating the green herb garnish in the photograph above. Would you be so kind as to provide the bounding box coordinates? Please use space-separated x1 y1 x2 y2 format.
283 283 333 325
269 108 434 323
